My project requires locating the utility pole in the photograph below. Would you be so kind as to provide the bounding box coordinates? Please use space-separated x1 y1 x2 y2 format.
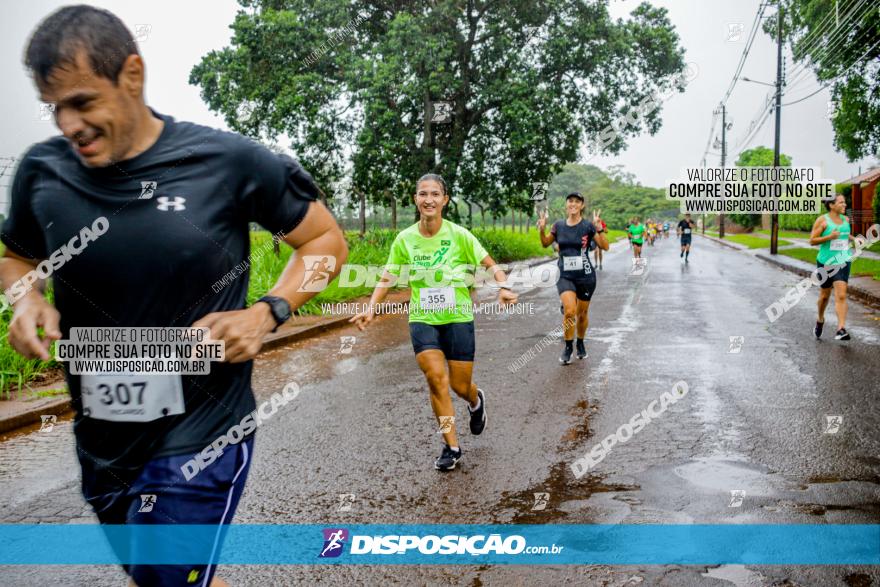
770 4 783 255
719 103 727 239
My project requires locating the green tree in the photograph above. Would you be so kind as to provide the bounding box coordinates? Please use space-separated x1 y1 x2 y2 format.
731 146 792 229
771 0 880 160
190 0 686 220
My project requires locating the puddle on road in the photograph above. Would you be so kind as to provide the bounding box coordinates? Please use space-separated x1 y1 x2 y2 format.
251 311 411 400
492 461 639 524
673 457 784 496
702 564 766 587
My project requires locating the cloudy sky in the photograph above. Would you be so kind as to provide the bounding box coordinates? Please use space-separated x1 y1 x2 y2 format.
1 0 875 210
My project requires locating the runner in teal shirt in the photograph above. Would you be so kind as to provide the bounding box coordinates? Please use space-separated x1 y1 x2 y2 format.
809 194 853 340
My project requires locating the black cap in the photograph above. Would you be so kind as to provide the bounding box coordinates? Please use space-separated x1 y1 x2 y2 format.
566 192 584 202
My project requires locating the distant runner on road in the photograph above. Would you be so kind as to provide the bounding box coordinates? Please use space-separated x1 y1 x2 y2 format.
0 6 347 586
537 194 609 365
809 194 854 341
628 217 645 259
351 174 518 471
678 214 696 263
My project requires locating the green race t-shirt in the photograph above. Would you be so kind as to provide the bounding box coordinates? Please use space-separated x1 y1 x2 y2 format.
629 223 646 244
385 220 490 325
817 214 852 265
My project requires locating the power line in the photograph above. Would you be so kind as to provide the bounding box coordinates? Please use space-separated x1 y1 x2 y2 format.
782 35 880 106
720 1 768 107
783 0 873 91
736 32 880 154
734 0 872 141
699 109 720 166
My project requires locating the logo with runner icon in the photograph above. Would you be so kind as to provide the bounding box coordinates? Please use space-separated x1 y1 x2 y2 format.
824 415 842 434
339 336 356 354
338 493 355 512
532 492 550 511
728 490 745 508
437 416 455 434
140 181 157 199
138 494 157 513
299 255 337 292
319 528 349 558
630 258 647 276
39 414 57 432
727 336 744 353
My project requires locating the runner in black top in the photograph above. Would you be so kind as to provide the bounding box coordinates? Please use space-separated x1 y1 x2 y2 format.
538 193 608 364
0 7 347 585
678 214 696 263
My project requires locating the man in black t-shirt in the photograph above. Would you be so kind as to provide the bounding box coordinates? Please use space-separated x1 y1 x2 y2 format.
0 6 347 585
678 214 696 263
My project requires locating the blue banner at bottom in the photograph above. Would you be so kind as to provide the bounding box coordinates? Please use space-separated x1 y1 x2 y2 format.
0 524 877 565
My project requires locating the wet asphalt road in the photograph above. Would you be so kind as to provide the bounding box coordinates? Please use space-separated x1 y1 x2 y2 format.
1 235 878 586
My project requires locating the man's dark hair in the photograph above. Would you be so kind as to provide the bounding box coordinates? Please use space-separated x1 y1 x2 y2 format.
25 5 139 86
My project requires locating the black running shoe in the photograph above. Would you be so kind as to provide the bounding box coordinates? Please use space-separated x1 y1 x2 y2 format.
435 445 462 471
559 345 573 365
835 328 851 341
814 321 824 339
468 389 487 435
576 339 587 360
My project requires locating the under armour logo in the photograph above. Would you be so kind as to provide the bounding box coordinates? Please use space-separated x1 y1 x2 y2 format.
157 197 186 211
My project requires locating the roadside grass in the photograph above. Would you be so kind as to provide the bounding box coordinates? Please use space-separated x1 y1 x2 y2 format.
250 227 553 316
724 234 792 249
755 229 811 240
778 248 880 281
607 229 627 242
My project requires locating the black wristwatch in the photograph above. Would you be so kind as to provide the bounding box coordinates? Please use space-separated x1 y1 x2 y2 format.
256 295 292 332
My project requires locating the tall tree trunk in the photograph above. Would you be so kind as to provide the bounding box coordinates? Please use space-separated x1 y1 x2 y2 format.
511 208 515 232
391 196 397 230
359 189 366 237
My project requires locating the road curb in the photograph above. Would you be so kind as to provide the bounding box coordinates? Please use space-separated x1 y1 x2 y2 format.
0 395 70 436
754 253 880 310
698 233 748 251
0 255 556 434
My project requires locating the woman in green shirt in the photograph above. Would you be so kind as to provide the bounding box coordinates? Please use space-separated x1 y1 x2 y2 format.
628 217 646 258
809 194 854 341
351 174 518 471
